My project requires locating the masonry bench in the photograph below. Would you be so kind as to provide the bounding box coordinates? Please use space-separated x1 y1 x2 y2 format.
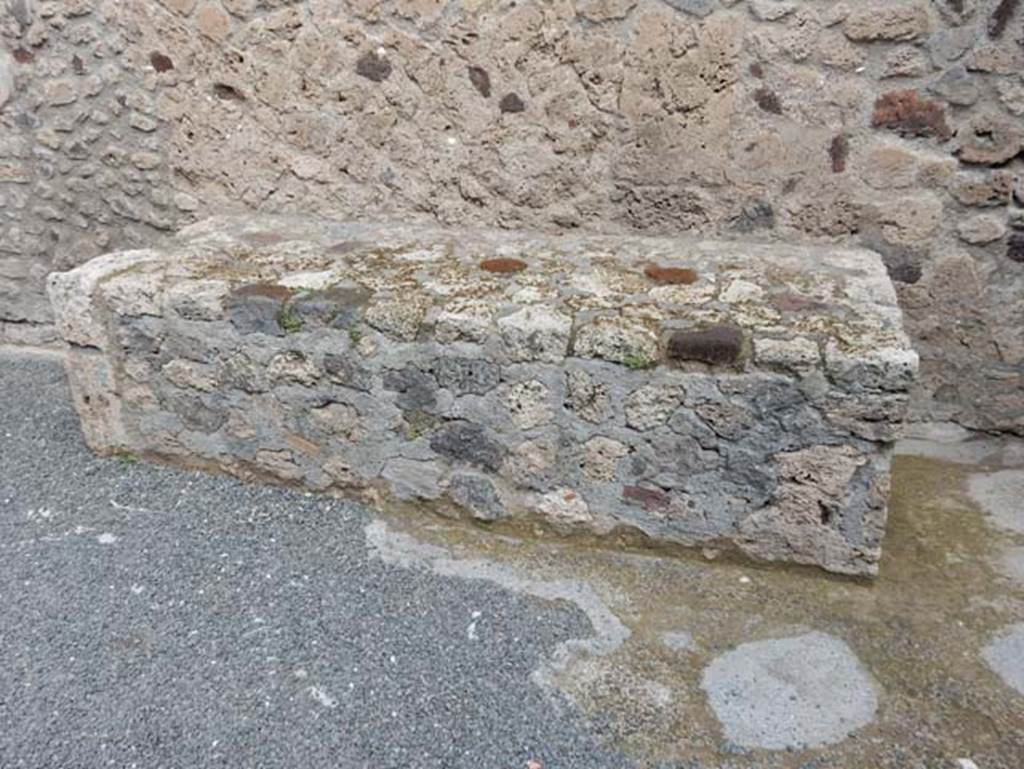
48 216 918 576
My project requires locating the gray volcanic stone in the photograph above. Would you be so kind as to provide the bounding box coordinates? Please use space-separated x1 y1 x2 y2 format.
430 422 505 472
381 458 444 501
225 284 291 337
323 353 374 392
46 217 917 576
434 357 501 395
702 632 879 750
450 473 506 521
384 365 438 412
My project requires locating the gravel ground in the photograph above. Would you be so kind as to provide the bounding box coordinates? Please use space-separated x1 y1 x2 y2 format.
0 351 628 769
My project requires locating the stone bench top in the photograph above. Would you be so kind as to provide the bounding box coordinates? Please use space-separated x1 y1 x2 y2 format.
55 215 914 389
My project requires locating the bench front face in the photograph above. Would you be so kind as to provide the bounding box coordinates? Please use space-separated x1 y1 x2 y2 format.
48 216 917 576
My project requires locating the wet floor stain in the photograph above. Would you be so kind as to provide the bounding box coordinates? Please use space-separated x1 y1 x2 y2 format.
369 437 1024 767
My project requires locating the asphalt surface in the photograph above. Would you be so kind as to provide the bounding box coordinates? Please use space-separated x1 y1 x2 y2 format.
0 351 629 769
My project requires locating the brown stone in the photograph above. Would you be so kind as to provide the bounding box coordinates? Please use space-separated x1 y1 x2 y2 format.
13 48 34 64
467 66 491 98
212 83 245 101
480 257 527 274
150 52 174 73
829 134 849 173
622 485 670 512
231 283 292 301
955 113 1024 166
844 2 933 41
861 144 919 190
753 87 782 115
871 90 952 141
644 264 698 285
356 52 392 83
499 93 525 113
989 0 1021 38
666 325 744 365
950 171 1014 207
772 292 827 313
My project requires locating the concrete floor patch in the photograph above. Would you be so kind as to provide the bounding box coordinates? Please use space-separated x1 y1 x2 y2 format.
967 470 1024 534
701 631 879 750
982 623 1024 697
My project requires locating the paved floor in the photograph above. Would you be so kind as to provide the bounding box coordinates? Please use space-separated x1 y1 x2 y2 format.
1 350 1023 768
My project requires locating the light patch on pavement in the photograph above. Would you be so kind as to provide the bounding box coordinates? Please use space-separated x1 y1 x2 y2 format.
660 631 694 653
364 520 630 689
701 631 878 750
97 532 118 544
307 685 338 709
996 547 1024 584
467 611 482 641
967 470 1024 534
981 622 1024 697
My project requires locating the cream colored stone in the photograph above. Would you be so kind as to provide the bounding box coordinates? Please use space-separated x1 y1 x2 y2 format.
582 437 628 481
195 2 231 41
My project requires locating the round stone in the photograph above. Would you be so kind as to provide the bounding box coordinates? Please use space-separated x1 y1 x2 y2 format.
982 623 1024 697
701 632 878 750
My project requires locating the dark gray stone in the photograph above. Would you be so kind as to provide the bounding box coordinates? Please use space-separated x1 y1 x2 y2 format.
430 421 505 472
356 51 392 82
467 66 491 98
666 325 745 366
323 353 374 392
116 321 162 356
499 93 525 113
450 473 506 521
383 365 438 412
433 357 501 395
161 391 228 433
667 408 719 450
731 200 775 232
225 285 291 337
928 65 979 106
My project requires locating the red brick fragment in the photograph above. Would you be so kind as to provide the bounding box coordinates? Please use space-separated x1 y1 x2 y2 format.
871 90 952 141
480 258 527 274
644 265 698 285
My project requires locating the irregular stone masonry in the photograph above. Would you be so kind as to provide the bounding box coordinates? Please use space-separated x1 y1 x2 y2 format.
47 216 918 576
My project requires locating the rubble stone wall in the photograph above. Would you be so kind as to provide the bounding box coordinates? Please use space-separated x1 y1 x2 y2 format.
2 0 1023 432
46 217 917 575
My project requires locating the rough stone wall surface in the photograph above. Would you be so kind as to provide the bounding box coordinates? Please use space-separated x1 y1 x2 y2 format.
2 0 1023 432
46 217 917 575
